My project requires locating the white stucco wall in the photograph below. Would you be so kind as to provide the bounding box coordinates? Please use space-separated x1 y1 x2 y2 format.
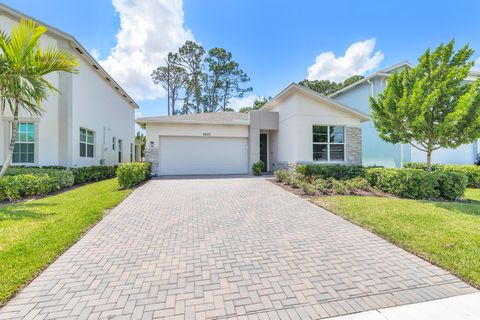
0 13 136 167
272 91 362 164
71 57 135 166
0 14 61 167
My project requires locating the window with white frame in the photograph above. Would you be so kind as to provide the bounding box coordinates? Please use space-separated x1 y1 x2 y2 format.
80 128 95 158
312 125 345 162
13 122 35 163
130 143 133 162
112 137 116 150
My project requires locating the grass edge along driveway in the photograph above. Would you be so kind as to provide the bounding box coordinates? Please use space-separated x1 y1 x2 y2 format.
313 189 480 288
0 178 131 305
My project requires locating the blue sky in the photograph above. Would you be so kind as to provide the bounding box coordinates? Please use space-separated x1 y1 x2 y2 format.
4 0 480 119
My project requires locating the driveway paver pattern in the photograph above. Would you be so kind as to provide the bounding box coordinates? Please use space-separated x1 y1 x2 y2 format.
0 177 476 320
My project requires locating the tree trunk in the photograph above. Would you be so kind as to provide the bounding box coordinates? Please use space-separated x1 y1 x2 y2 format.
426 149 432 171
0 110 19 177
167 84 171 116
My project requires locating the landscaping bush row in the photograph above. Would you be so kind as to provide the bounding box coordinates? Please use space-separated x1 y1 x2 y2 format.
365 168 467 199
0 164 136 202
70 166 117 184
404 162 480 188
275 169 373 196
116 162 151 189
295 164 365 180
0 170 75 201
276 164 468 200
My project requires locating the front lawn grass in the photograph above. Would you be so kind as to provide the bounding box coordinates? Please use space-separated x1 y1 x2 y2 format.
0 179 131 305
313 189 480 287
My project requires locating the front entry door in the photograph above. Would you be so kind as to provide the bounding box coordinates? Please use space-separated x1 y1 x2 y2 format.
259 133 268 172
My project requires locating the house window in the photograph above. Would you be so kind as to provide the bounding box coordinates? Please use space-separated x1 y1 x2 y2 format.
313 125 345 162
112 137 116 150
130 143 133 162
80 128 95 158
13 122 35 163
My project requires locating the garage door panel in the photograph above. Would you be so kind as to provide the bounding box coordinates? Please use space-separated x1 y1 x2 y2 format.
159 136 248 175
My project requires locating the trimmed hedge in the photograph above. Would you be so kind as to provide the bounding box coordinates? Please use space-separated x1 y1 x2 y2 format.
0 170 75 201
366 168 466 200
70 166 116 184
296 164 365 180
116 162 151 189
404 162 480 188
432 171 468 200
0 165 117 202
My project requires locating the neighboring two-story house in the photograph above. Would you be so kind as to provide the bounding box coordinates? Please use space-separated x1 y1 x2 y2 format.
330 61 480 167
0 4 138 167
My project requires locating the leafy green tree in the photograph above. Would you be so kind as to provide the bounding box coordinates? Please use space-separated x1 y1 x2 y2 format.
0 19 78 176
203 48 252 112
298 79 339 96
370 39 480 170
151 53 187 115
238 97 271 113
178 41 205 113
341 75 364 87
299 75 364 96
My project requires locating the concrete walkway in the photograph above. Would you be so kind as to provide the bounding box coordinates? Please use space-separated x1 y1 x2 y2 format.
329 292 480 320
0 177 476 319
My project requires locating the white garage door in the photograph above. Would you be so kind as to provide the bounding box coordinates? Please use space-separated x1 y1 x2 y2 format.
159 136 249 175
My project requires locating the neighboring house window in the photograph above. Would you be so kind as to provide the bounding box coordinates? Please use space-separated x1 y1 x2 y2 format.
112 137 116 150
13 122 35 163
80 128 95 158
118 139 123 163
313 125 345 162
130 143 133 162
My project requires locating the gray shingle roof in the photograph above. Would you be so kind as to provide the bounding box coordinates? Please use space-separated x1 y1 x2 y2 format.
136 112 249 125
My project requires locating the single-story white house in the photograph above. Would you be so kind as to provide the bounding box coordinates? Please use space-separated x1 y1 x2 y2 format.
137 83 369 175
0 4 138 167
330 61 480 167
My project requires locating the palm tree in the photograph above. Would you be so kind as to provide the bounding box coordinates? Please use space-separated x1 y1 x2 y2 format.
0 19 79 176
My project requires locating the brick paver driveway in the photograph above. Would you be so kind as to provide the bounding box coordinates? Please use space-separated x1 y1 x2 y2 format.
0 177 476 319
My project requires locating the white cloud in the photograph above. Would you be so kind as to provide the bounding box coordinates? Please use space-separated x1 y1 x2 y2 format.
90 49 101 60
100 0 194 101
228 95 260 111
307 38 384 82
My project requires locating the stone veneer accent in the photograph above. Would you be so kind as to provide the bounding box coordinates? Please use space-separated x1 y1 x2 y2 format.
346 126 362 165
145 147 159 176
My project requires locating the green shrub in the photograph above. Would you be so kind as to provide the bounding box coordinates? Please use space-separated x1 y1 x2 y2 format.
0 174 55 201
344 177 372 192
403 162 441 171
432 171 467 200
70 165 116 184
301 182 316 195
274 169 290 182
327 178 349 194
366 168 439 199
404 162 480 188
116 162 151 189
313 178 329 194
296 164 365 180
252 160 265 176
285 171 303 188
440 165 480 188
